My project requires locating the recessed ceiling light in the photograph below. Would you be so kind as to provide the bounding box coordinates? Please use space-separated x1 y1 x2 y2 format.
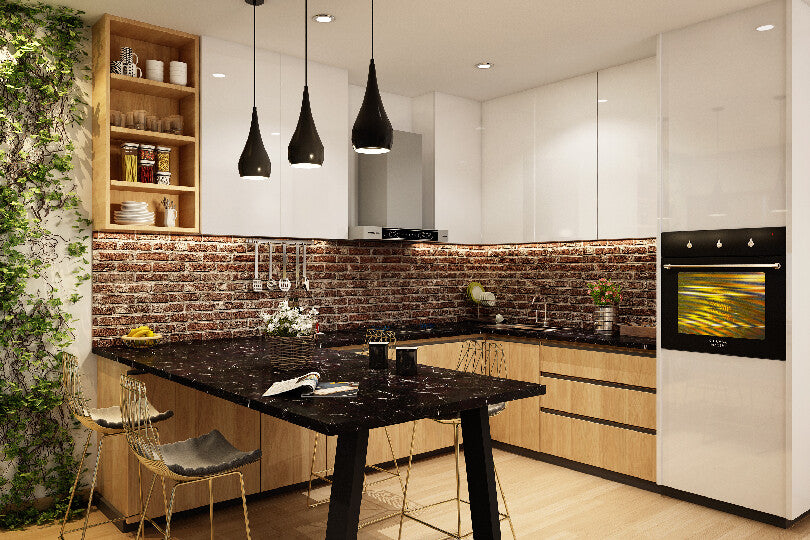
598 99 608 103
270 132 280 136
476 62 492 69
212 73 226 78
756 24 775 31
313 13 334 23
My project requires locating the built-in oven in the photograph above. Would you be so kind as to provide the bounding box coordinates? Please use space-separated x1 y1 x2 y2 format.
660 227 786 360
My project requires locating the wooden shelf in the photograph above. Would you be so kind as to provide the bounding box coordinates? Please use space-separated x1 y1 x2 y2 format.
110 126 195 146
110 180 196 193
93 14 200 234
105 223 198 234
110 73 196 99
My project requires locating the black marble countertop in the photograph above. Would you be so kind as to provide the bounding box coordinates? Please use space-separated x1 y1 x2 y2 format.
316 320 656 352
93 338 545 436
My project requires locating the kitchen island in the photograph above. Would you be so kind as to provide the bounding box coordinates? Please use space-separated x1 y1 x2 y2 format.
94 338 545 539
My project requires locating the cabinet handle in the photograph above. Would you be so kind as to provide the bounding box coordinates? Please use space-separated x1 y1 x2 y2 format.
662 263 781 270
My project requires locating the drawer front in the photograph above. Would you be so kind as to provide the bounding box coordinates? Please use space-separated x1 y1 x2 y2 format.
540 411 656 481
541 344 656 388
541 376 656 431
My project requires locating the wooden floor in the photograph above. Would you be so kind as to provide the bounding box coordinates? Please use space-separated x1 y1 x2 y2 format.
6 448 810 539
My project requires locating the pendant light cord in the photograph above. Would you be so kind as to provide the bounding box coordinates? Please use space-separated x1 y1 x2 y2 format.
305 0 308 85
253 2 256 107
371 0 374 59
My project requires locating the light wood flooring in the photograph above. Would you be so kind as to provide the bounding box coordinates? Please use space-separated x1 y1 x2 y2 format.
5 448 810 539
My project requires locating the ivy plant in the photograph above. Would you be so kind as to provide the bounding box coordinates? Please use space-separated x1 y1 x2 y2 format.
0 0 91 529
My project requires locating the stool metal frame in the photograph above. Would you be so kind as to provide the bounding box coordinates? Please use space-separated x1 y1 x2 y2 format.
307 329 412 529
120 374 253 540
59 354 164 539
397 340 516 539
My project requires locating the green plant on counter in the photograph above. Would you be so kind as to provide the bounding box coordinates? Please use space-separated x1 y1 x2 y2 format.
0 0 90 529
261 300 319 337
587 278 622 306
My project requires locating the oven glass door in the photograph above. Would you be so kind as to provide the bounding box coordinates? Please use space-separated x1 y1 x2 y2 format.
661 260 785 360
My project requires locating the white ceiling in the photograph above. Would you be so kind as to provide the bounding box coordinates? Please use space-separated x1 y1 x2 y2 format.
55 0 771 101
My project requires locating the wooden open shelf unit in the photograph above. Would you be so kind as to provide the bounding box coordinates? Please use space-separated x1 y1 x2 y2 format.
92 14 200 234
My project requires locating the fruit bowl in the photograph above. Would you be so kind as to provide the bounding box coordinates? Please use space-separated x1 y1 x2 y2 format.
121 333 163 348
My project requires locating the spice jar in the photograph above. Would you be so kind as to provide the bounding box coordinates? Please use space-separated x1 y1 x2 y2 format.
121 143 138 182
156 172 171 185
138 160 155 183
138 144 155 162
156 146 171 173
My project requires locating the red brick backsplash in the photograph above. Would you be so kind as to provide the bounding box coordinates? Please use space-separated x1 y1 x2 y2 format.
92 233 656 346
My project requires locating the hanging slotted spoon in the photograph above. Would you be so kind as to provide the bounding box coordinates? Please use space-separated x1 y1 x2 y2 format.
279 243 291 292
267 243 276 289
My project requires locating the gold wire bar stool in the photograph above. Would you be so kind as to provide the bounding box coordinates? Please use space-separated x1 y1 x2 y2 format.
120 374 261 540
397 340 516 539
306 329 413 529
59 353 173 539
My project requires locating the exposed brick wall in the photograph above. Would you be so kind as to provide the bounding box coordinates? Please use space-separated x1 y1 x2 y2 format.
92 233 656 346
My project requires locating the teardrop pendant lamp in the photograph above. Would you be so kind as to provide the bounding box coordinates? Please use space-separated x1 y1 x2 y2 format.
288 0 324 168
238 0 272 180
352 0 392 154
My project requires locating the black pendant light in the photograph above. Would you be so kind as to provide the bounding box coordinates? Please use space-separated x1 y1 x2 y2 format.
238 0 272 180
288 0 324 168
352 0 392 154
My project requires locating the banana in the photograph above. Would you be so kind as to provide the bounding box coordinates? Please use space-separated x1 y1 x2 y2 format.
127 325 150 337
129 326 152 338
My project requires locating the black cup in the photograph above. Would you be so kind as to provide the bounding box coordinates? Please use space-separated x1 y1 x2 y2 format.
395 347 419 376
369 342 389 370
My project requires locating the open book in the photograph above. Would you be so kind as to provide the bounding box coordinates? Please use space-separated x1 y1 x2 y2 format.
262 372 358 398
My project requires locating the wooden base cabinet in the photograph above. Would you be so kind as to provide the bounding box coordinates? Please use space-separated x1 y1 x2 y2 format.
488 340 541 452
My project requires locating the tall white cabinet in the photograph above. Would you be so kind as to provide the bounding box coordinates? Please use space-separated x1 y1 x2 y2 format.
481 58 657 243
534 73 598 242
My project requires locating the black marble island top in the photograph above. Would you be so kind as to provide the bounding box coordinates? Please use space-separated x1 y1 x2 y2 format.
316 320 656 352
93 338 545 436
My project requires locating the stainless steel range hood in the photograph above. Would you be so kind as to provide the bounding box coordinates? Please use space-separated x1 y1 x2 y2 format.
349 130 447 242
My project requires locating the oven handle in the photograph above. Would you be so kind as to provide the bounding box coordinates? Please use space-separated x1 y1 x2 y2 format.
663 263 782 270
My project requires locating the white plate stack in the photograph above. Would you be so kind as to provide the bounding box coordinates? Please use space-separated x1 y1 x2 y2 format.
115 201 154 225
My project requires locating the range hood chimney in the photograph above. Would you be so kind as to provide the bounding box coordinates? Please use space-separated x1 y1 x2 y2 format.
350 130 447 241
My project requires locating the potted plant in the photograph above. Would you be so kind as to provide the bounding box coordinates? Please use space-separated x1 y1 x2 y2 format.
260 301 319 363
586 278 622 335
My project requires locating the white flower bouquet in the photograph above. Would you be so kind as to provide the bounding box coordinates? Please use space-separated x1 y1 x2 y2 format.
260 301 319 337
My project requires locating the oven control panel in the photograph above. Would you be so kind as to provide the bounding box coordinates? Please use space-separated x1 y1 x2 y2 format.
662 227 785 258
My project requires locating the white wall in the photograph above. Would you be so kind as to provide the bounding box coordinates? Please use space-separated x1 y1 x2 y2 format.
788 0 810 521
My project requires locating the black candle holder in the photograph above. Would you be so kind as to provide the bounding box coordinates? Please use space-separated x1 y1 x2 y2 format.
368 341 389 370
395 347 419 376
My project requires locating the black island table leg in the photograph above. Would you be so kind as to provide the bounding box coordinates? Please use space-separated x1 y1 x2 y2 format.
460 406 501 540
325 428 370 540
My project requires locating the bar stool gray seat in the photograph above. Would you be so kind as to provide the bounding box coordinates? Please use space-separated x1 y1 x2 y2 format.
60 353 173 540
398 339 516 539
120 374 261 540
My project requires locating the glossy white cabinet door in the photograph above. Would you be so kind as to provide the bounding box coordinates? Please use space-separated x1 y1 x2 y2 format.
280 55 349 239
201 36 282 237
533 73 598 242
433 93 482 244
481 89 535 244
660 1 786 232
597 57 658 240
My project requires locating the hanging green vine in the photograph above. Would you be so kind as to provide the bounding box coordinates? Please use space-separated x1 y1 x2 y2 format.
0 0 91 529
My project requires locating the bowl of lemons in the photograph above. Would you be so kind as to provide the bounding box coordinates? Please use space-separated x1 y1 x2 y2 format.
121 326 163 348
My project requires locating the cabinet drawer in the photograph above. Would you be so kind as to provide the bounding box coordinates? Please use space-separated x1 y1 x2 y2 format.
540 411 655 481
541 376 655 430
541 343 655 388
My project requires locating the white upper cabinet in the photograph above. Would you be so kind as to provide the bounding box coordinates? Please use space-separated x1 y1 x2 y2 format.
482 89 535 244
279 55 349 239
660 1 786 232
201 37 349 240
533 73 598 242
201 36 282 237
597 57 658 239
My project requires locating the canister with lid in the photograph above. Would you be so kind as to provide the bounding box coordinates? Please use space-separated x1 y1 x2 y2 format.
138 144 155 162
155 146 171 173
121 142 138 182
138 160 155 183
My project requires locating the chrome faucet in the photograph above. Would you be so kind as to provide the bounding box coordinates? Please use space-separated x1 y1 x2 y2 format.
531 296 550 327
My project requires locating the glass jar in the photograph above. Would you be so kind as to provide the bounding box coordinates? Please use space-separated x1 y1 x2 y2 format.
156 172 171 185
138 144 155 162
138 160 155 183
156 146 171 173
121 143 138 182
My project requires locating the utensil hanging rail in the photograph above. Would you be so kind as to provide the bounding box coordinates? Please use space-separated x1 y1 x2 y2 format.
662 263 781 270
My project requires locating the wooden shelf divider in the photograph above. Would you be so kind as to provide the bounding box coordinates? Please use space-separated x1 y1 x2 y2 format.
92 14 200 234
